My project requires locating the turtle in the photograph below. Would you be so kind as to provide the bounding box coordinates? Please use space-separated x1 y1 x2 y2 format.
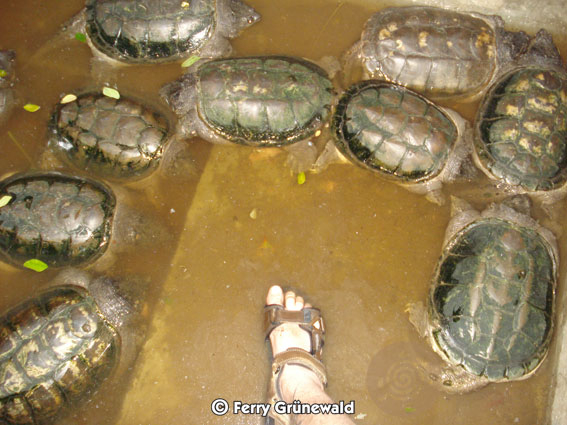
320 80 470 205
0 172 171 271
160 55 336 172
343 6 531 102
48 92 171 181
0 268 147 425
69 0 261 65
0 50 16 125
473 29 567 204
407 196 557 393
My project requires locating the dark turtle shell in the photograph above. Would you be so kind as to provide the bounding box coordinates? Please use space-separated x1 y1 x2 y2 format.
360 7 500 99
50 93 169 180
0 50 15 123
475 67 567 192
430 218 555 381
0 173 115 268
196 56 334 146
0 285 118 425
85 0 217 63
332 81 458 182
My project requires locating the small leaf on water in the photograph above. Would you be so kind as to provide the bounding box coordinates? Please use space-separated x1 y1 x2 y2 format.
404 407 415 413
23 259 48 272
102 87 120 99
23 104 40 112
61 94 77 104
75 32 87 42
0 195 12 208
0 69 6 78
297 172 306 185
181 55 201 68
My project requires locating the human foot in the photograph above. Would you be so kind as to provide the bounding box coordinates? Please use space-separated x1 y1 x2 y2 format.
264 285 327 404
266 285 312 356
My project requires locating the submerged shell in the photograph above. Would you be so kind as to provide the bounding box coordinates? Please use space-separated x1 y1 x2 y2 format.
475 67 567 192
195 56 334 145
0 173 115 268
50 93 169 180
86 0 217 63
0 285 119 425
332 81 458 182
359 6 500 99
431 218 555 381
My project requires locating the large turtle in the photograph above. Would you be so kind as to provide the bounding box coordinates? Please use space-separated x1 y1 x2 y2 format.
474 30 567 204
161 55 336 171
74 0 261 64
0 268 147 425
48 92 172 181
318 80 470 204
344 6 530 102
0 172 171 270
407 197 557 393
0 50 15 125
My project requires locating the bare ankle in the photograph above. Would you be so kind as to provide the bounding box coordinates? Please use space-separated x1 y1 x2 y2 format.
279 364 325 403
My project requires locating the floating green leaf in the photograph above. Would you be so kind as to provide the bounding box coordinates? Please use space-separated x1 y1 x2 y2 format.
75 32 87 42
0 195 12 208
23 259 49 272
181 55 201 68
404 407 415 413
23 104 41 112
297 172 306 185
102 87 120 99
61 94 77 104
0 69 6 78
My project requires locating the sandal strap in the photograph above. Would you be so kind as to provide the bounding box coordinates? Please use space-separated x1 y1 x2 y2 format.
264 305 326 360
273 348 328 386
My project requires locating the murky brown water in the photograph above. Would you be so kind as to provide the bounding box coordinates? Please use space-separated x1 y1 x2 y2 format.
0 0 566 424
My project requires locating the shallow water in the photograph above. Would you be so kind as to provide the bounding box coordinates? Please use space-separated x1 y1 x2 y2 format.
0 1 566 424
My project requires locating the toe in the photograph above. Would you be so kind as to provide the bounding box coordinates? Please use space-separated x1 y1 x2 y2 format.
267 285 284 306
285 290 300 311
295 296 304 310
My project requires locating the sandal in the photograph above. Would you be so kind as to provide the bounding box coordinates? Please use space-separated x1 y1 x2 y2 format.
264 303 327 425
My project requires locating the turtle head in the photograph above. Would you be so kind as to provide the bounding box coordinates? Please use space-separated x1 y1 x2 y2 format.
522 29 563 68
223 0 261 37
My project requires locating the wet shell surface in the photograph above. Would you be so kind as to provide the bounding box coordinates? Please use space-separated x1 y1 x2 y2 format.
85 0 217 63
475 67 567 192
0 173 115 268
0 285 119 425
194 56 334 145
50 93 169 180
359 6 500 99
430 218 555 381
332 80 458 183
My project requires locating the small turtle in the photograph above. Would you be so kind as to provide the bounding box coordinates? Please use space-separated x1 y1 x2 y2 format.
474 30 567 203
323 80 470 204
407 197 557 393
0 50 15 125
49 92 171 181
344 6 530 101
0 268 147 425
72 0 260 64
161 56 335 171
0 172 171 270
